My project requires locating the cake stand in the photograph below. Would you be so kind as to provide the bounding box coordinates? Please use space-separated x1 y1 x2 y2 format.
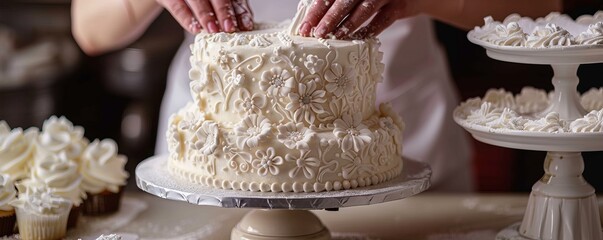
136 155 431 240
458 35 603 239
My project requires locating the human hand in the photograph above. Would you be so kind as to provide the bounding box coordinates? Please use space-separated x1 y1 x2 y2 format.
298 0 417 39
155 0 253 34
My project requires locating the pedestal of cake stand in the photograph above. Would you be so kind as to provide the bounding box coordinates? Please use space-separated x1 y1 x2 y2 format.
483 46 603 120
458 44 603 240
135 156 431 240
497 152 601 240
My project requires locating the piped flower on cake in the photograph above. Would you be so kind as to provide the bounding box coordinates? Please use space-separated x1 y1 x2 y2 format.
260 67 295 97
251 147 283 176
324 63 356 98
192 121 220 156
235 89 266 115
234 114 272 149
287 81 327 124
285 150 319 179
276 123 315 150
333 112 373 152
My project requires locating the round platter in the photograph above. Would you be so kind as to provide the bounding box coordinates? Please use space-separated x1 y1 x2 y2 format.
136 155 431 209
467 34 603 65
453 117 603 152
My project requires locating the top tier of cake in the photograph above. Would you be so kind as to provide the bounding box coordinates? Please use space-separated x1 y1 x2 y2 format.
188 22 384 130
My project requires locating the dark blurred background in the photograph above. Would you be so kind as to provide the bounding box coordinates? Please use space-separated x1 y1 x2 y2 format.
0 0 601 192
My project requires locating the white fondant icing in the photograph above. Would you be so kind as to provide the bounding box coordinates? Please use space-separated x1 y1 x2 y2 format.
167 22 403 192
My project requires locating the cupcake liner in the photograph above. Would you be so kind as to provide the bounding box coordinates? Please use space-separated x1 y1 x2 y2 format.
82 189 123 216
15 207 70 240
67 204 80 229
0 212 16 237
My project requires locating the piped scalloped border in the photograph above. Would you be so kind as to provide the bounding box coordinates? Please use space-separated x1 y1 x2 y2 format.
167 158 402 193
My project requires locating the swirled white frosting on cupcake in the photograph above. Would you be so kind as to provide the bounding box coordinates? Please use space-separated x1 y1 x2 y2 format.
576 22 603 44
570 109 603 132
36 116 88 162
11 182 72 215
26 154 84 206
0 175 16 212
526 24 574 47
80 139 128 194
0 121 37 179
524 112 567 133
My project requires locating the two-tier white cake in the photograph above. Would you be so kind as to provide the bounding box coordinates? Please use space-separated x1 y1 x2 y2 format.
166 12 405 193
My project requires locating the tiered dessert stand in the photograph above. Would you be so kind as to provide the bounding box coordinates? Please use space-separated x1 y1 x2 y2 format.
456 13 603 240
136 155 430 240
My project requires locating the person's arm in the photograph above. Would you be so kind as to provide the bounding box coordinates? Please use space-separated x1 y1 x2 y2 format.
298 0 562 39
72 0 254 56
71 0 162 56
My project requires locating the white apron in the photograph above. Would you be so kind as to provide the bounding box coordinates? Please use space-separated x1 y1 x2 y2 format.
156 1 474 191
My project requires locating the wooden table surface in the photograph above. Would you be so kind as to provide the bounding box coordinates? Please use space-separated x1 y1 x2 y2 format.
98 191 555 240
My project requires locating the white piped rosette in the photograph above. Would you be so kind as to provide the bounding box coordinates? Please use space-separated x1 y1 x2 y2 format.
454 87 603 133
0 121 37 180
469 12 603 48
80 139 129 194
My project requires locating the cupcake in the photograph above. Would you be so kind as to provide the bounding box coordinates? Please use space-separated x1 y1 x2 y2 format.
11 182 72 240
36 116 88 163
0 175 16 237
26 154 85 228
0 121 38 180
80 139 128 215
